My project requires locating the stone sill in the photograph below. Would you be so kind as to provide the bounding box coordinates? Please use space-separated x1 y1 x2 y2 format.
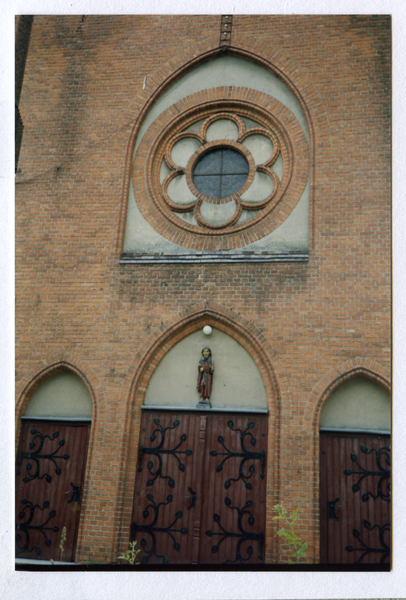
141 405 268 413
120 250 309 264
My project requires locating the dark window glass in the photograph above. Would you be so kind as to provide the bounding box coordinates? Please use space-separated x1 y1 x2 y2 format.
192 148 249 199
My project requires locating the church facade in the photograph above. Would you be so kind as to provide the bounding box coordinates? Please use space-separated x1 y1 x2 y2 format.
15 15 391 566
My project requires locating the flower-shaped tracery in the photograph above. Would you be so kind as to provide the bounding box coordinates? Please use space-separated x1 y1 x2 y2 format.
160 113 283 230
137 91 310 251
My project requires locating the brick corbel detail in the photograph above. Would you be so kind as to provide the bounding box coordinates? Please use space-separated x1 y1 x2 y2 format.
114 300 289 563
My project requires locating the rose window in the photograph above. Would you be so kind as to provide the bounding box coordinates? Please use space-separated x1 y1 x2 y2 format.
159 113 283 230
192 148 249 198
137 96 309 252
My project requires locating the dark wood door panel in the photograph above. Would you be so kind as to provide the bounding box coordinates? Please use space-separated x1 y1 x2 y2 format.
198 415 267 564
132 411 268 565
320 432 390 565
131 412 202 564
15 421 89 561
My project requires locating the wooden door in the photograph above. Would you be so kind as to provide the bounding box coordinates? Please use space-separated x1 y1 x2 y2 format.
131 411 267 565
198 415 267 564
131 412 202 564
15 420 90 561
320 432 391 564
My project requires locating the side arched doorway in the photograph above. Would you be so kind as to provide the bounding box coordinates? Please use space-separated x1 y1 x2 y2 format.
15 369 92 562
319 376 391 565
130 328 269 565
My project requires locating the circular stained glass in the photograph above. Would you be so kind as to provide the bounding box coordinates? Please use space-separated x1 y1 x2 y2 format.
192 148 249 199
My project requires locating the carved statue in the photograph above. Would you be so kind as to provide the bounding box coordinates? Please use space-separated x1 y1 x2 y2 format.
197 347 214 404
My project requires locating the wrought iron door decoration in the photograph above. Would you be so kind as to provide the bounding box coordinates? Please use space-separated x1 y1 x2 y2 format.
132 414 267 564
210 420 265 489
186 487 196 510
327 497 341 521
137 418 193 488
15 498 60 556
132 493 188 564
205 497 264 563
345 520 390 564
344 444 391 502
16 428 70 483
67 482 81 504
344 443 391 563
15 422 90 562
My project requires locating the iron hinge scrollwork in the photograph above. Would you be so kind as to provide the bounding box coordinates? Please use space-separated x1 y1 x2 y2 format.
210 420 265 489
16 429 70 484
206 496 264 563
132 492 188 564
344 443 391 564
138 418 192 488
345 520 390 564
15 499 60 556
344 444 391 502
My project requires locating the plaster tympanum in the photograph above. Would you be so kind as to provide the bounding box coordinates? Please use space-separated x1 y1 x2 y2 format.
320 376 390 431
133 54 309 158
144 328 268 410
24 369 92 419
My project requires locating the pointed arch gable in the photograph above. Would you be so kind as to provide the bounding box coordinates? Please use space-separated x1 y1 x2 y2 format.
120 300 285 415
15 351 105 562
116 33 331 254
309 358 391 565
16 351 103 426
114 300 287 560
304 357 391 434
298 357 391 562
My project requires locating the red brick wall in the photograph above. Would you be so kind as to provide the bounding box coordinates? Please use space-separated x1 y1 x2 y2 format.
15 15 391 564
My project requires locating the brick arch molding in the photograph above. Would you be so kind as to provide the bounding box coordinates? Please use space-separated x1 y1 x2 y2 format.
15 351 104 427
114 300 289 561
301 357 391 561
304 356 391 434
116 33 332 254
133 89 309 250
15 351 105 560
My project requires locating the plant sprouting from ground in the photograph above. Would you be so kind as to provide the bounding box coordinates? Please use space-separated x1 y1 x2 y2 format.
272 504 309 564
59 526 66 562
50 526 67 564
117 541 141 565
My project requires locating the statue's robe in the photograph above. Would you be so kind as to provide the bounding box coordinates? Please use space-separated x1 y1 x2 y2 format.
197 357 213 398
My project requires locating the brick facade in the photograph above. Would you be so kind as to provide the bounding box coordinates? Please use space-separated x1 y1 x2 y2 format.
15 15 391 564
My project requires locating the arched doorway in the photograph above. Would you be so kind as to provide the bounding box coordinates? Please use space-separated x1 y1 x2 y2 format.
15 369 92 562
319 376 391 564
130 328 269 564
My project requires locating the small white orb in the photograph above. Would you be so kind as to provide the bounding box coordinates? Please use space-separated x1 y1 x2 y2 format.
203 326 212 335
